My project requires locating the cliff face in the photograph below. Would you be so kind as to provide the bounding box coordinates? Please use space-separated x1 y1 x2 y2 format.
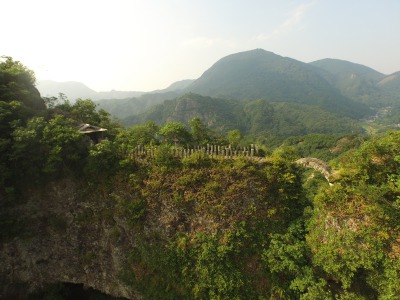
0 158 303 299
0 178 140 299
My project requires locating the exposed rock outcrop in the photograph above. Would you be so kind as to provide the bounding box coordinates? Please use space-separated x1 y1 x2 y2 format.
0 178 140 299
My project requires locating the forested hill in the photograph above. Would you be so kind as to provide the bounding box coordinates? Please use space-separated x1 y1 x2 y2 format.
124 93 363 143
379 71 400 92
378 71 400 103
309 58 387 105
184 49 371 118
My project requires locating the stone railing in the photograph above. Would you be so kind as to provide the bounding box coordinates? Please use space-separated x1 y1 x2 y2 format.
132 144 259 159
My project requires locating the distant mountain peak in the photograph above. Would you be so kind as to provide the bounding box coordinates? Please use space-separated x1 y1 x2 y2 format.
379 71 400 85
37 80 97 100
308 58 388 105
160 79 195 92
37 78 195 102
184 48 370 118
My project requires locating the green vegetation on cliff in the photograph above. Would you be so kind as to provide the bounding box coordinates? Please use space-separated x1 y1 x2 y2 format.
1 57 400 300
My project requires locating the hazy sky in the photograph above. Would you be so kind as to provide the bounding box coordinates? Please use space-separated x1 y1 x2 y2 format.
2 0 400 91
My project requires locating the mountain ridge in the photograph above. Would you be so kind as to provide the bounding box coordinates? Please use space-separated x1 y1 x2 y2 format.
36 79 193 102
183 49 371 118
37 49 400 123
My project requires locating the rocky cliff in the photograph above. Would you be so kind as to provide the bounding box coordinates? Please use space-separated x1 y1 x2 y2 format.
1 157 303 299
1 178 140 299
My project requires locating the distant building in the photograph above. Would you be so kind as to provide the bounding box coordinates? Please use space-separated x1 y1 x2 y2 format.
78 123 107 144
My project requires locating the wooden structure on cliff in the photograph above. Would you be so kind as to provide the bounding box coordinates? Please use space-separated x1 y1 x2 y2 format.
78 123 107 144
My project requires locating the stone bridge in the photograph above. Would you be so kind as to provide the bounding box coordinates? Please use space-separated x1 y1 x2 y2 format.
295 157 333 185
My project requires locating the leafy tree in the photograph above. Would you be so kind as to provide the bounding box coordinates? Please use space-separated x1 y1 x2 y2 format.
113 121 159 158
130 120 159 146
70 98 101 124
4 110 95 207
227 129 242 147
41 115 87 174
159 122 192 145
338 130 400 185
189 117 211 146
0 56 45 116
84 139 121 177
11 115 87 177
42 96 58 109
283 133 364 161
0 57 46 187
10 117 47 181
48 96 121 141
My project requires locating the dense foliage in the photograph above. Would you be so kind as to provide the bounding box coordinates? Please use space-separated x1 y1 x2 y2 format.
0 56 47 187
1 57 400 299
125 93 364 147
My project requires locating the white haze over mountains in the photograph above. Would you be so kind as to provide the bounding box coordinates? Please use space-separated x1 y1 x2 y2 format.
37 80 145 101
3 0 400 92
36 79 195 101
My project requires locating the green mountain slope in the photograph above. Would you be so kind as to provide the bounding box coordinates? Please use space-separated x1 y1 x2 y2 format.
123 93 242 132
155 79 195 93
378 71 400 104
96 91 181 119
309 58 385 105
124 93 363 141
95 80 195 119
185 49 371 118
379 71 400 92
